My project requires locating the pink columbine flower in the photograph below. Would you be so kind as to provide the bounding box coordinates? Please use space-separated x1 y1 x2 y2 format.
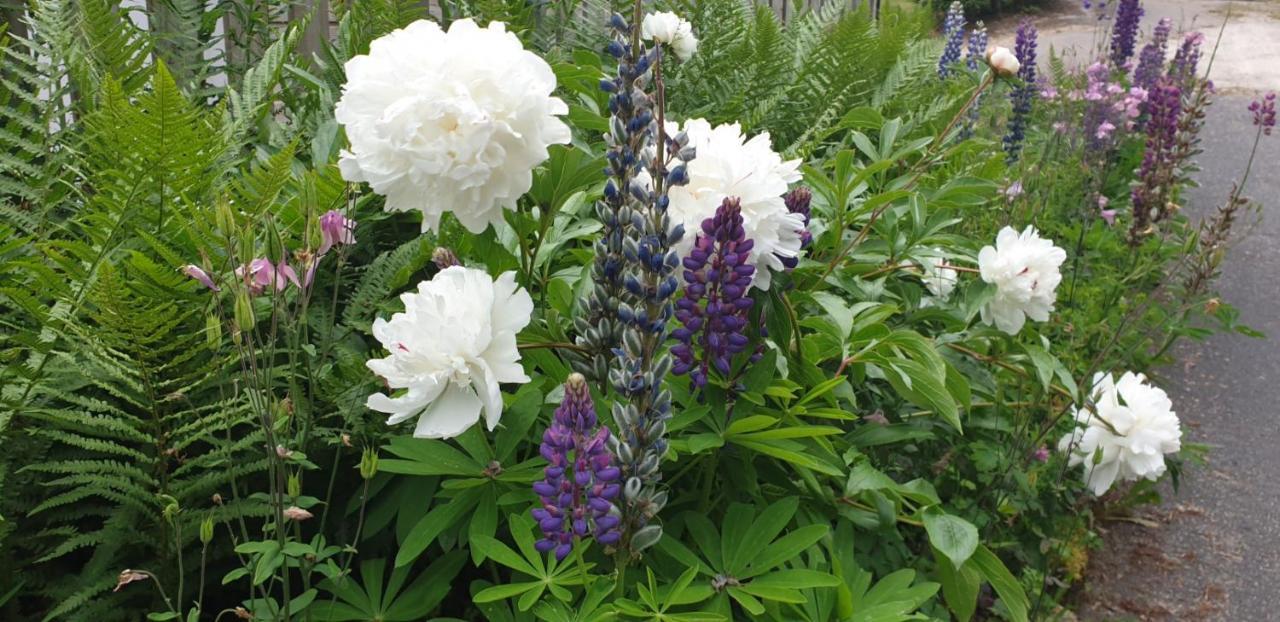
236 258 300 295
1095 121 1116 140
1032 446 1050 463
180 265 220 292
1100 209 1117 226
1004 181 1025 201
283 506 313 521
318 210 357 255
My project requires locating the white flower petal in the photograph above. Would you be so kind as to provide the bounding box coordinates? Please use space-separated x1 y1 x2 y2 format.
977 226 1067 334
414 384 484 439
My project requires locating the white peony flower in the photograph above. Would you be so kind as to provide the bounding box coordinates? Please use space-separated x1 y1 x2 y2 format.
335 19 571 234
1058 371 1182 495
920 251 958 302
986 45 1021 77
665 118 804 290
977 226 1066 334
366 266 533 439
641 12 698 61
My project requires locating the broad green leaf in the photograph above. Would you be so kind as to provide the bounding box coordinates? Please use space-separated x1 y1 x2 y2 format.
970 545 1029 622
923 508 978 569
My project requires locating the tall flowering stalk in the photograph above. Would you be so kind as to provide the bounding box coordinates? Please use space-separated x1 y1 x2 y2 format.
671 198 755 391
1003 20 1038 162
1168 31 1204 90
1108 0 1143 68
1133 18 1171 93
937 2 966 79
573 12 657 383
966 22 988 72
595 5 694 558
1128 77 1181 244
1250 92 1276 135
533 374 622 560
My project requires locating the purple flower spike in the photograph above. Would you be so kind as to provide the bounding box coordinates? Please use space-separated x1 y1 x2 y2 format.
938 2 967 79
780 187 813 269
1003 19 1038 162
672 198 755 390
318 210 357 255
180 264 220 292
1129 77 1182 243
1250 92 1276 136
1134 18 1171 93
1109 0 1143 68
1169 32 1204 90
532 373 621 560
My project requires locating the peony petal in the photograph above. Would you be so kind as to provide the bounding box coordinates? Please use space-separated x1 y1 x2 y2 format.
413 384 483 439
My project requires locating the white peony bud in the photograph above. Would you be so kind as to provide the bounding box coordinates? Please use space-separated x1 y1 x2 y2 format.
986 45 1021 77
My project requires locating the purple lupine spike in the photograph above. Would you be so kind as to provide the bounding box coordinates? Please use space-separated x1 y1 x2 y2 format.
671 197 755 390
966 22 988 72
1169 31 1204 89
1250 92 1276 136
532 373 621 560
938 2 966 79
1133 18 1172 92
779 187 812 270
1003 19 1038 162
1129 77 1182 244
1109 0 1144 68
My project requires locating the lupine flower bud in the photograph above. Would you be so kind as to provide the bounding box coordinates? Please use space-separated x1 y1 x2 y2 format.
671 198 755 390
532 374 621 560
318 210 357 255
1129 77 1182 244
966 22 988 72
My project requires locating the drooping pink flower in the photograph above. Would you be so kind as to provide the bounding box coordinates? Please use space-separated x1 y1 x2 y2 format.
236 258 300 295
1100 209 1117 226
318 210 357 255
180 264 220 292
283 506 313 521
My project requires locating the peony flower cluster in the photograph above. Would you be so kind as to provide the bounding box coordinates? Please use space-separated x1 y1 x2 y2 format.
1058 372 1182 495
366 266 533 439
335 19 570 234
641 12 698 61
977 226 1066 334
664 119 804 291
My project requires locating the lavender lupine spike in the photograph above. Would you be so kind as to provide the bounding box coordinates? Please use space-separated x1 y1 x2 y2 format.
532 373 622 560
1168 31 1205 89
1249 92 1276 136
671 198 755 391
1108 0 1144 68
1133 18 1172 92
1003 20 1038 162
597 9 693 557
937 2 966 79
1129 77 1182 244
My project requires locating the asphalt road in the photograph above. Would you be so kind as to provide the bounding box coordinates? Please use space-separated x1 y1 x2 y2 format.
1076 97 1280 621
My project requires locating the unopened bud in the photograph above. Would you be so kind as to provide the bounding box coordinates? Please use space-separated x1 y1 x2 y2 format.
200 517 215 544
359 448 378 480
432 247 460 269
